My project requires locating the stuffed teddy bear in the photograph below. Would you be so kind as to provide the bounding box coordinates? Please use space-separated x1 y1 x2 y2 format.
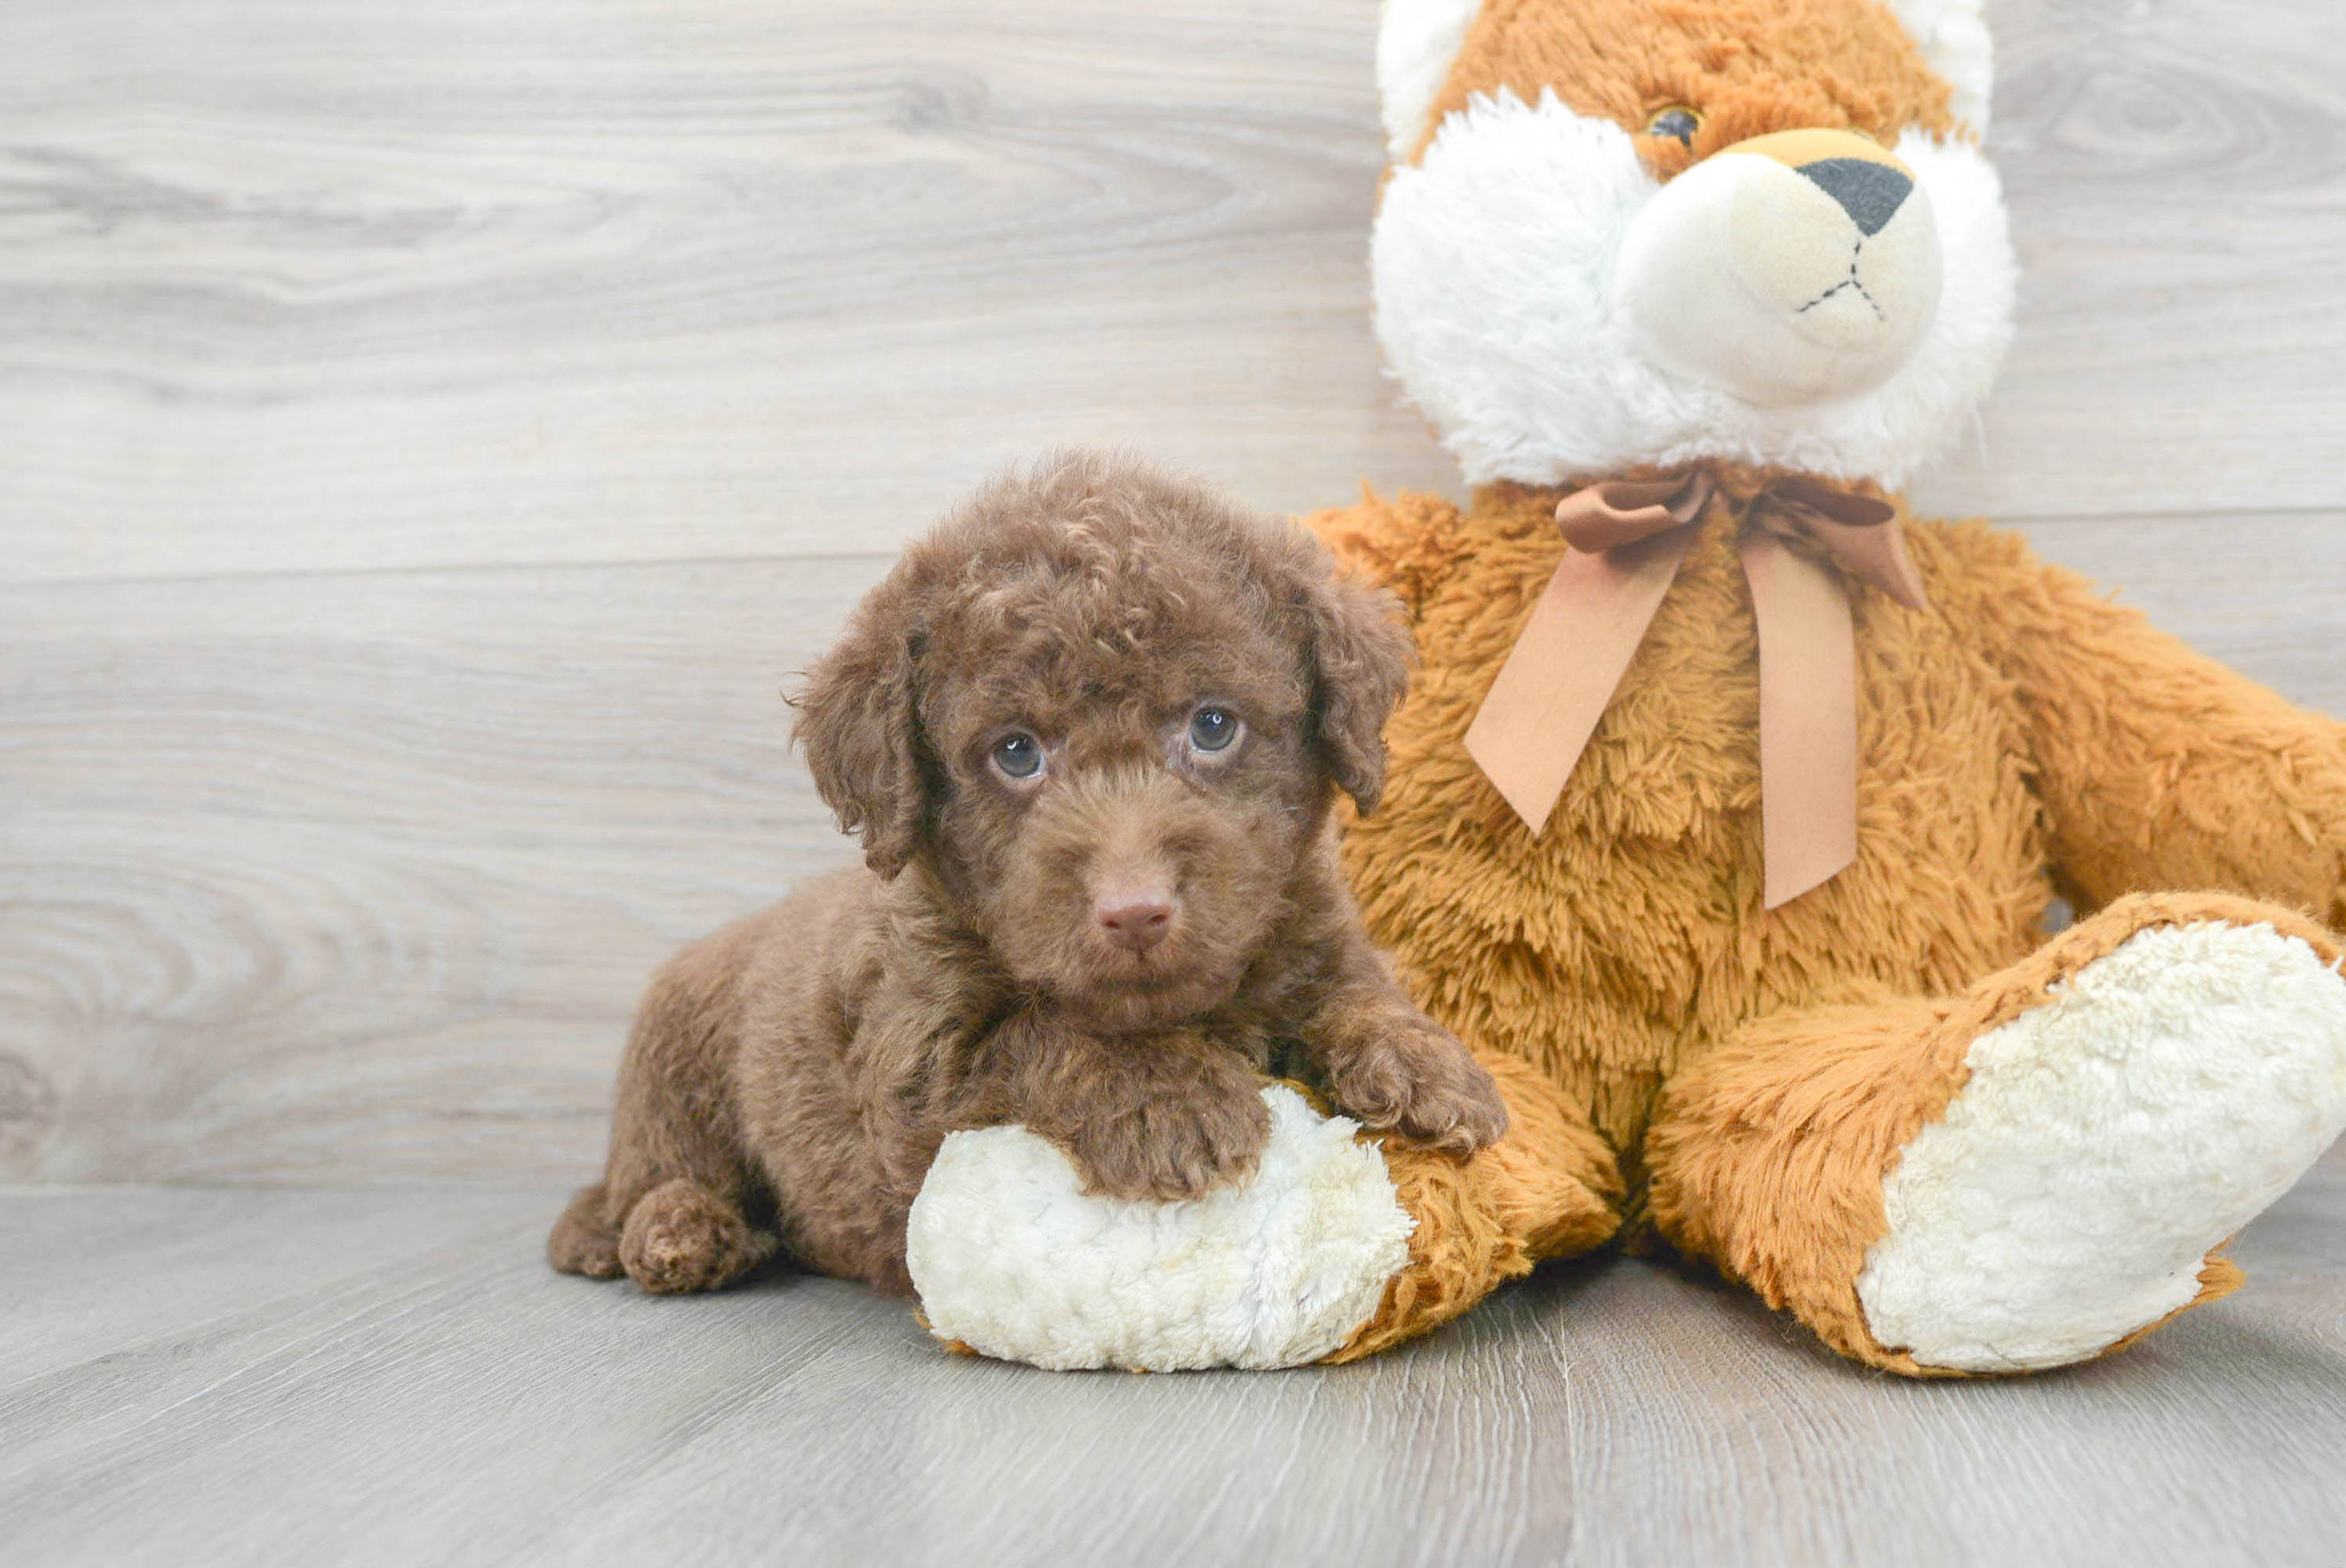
906 0 2346 1377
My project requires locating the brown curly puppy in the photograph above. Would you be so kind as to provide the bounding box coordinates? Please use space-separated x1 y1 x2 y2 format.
548 451 1509 1297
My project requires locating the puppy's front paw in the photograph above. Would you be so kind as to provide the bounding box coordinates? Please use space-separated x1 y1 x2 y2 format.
1061 1087 1273 1203
1324 1014 1509 1157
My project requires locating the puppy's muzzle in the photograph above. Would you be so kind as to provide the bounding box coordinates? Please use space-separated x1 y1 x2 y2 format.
1027 765 1207 965
1613 128 1943 408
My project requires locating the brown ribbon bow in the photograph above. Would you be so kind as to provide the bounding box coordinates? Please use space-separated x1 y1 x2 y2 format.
1462 470 1929 909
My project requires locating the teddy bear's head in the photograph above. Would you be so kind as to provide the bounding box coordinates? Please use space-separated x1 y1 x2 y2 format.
1373 0 2014 490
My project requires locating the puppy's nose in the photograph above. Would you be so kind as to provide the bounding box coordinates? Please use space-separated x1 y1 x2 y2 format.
1797 157 1912 237
1095 885 1175 953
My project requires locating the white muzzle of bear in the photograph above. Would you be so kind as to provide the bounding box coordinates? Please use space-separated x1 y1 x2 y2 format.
1614 129 1942 408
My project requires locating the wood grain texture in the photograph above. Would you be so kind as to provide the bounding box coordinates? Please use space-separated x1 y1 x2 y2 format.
1910 0 2346 521
0 0 1456 586
0 555 879 1181
2 1152 2341 1567
1 0 2341 589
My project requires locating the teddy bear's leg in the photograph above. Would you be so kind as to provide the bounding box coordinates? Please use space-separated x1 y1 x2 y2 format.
1647 893 2346 1376
1324 1050 1624 1361
907 1053 1622 1370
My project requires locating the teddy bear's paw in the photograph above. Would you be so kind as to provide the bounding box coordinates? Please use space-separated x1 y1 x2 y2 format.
1856 920 2346 1373
904 1086 1414 1371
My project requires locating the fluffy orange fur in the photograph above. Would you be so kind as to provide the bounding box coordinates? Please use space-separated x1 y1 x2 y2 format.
1331 1050 1625 1362
1305 472 2346 1370
1283 0 2344 1375
1648 891 2337 1372
1410 0 1957 169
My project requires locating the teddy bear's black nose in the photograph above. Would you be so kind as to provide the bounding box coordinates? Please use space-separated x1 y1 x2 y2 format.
1799 158 1913 236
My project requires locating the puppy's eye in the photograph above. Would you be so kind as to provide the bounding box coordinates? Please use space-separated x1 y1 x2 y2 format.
990 731 1044 780
1646 106 1701 148
1186 706 1241 755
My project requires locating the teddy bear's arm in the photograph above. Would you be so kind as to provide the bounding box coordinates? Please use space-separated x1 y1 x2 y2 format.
1300 488 1472 620
1939 524 2346 927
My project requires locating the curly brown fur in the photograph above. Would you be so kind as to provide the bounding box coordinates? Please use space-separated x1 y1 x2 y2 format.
550 451 1509 1296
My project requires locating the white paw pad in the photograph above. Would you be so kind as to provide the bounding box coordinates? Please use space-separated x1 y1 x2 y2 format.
1858 920 2346 1372
905 1086 1414 1372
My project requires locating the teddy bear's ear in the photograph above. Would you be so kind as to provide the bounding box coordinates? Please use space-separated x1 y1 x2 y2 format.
1377 0 1482 162
1879 0 1995 135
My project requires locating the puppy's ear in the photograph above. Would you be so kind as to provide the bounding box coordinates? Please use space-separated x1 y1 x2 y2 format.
1289 547 1414 816
792 592 932 880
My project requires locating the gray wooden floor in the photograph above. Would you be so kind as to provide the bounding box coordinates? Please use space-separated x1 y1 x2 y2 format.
5 1149 2344 1567
4 0 2345 1562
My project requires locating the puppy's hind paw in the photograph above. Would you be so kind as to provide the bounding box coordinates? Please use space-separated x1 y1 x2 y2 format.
616 1178 774 1294
548 1182 623 1278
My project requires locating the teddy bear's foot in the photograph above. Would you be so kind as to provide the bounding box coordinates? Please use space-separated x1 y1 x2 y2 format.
1650 893 2346 1377
1854 907 2346 1372
906 1054 1622 1371
1324 1049 1622 1362
908 1085 1414 1370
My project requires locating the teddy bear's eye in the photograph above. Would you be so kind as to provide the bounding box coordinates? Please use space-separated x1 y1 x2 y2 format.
990 731 1045 780
1186 706 1241 755
1646 107 1701 148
